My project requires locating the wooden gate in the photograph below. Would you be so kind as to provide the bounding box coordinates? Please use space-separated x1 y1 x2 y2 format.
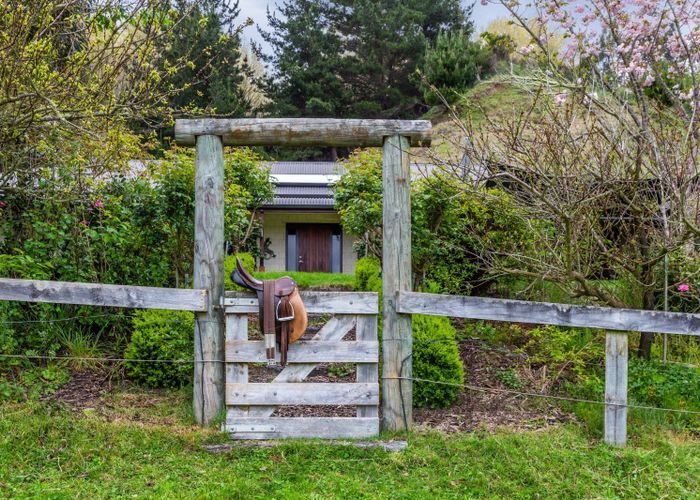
222 291 379 439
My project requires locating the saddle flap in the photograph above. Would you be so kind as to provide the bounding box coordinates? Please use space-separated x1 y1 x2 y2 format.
231 256 263 291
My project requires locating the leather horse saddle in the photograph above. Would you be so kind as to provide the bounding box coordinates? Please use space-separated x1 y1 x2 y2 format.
230 257 307 366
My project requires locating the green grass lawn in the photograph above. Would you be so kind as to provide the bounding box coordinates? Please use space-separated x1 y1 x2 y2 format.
224 268 355 291
1 398 699 498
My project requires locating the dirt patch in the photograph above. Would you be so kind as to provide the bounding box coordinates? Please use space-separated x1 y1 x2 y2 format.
413 340 573 433
44 369 115 408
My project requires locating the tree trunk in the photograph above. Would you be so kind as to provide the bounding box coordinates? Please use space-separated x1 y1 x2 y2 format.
637 230 655 360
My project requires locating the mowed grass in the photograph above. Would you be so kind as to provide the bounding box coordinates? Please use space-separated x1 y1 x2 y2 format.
1 401 700 498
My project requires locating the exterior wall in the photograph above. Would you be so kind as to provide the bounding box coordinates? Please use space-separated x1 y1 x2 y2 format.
262 211 358 274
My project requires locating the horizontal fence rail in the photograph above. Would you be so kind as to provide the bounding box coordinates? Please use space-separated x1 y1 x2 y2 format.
0 278 208 312
225 382 380 406
223 291 379 315
175 118 432 147
224 417 380 439
398 292 700 336
226 340 378 363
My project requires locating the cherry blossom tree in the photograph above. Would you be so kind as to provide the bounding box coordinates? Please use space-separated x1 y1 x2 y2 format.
449 0 700 358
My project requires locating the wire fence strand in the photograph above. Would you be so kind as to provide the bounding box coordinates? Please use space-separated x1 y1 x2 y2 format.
385 375 700 416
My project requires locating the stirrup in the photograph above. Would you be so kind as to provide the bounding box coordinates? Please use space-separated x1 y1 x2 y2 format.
276 301 295 322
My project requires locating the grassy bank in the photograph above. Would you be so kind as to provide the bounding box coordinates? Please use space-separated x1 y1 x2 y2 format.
1 400 699 497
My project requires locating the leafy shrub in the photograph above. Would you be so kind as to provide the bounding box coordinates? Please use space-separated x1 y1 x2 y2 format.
517 325 605 382
336 149 537 296
354 256 381 292
353 258 464 408
412 314 464 408
570 359 700 433
124 310 193 388
419 29 491 105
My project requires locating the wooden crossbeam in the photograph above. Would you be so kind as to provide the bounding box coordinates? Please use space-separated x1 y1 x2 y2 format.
175 118 432 147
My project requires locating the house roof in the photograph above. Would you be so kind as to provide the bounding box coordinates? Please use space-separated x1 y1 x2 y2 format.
262 161 438 210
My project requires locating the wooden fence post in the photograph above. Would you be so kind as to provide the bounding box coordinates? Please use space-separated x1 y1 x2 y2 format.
604 332 628 446
193 134 225 426
381 134 413 431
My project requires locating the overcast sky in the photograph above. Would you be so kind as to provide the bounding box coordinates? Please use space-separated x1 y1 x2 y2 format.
237 1 515 53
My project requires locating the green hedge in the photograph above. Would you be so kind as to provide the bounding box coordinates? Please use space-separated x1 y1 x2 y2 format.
124 309 193 388
353 256 464 408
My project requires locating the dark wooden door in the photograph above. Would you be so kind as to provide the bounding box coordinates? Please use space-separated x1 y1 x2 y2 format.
297 225 332 272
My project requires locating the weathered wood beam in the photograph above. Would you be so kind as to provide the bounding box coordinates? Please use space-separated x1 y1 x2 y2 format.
193 134 225 426
225 340 378 363
604 333 628 446
224 292 378 315
0 278 207 311
398 292 700 336
175 118 432 147
382 134 413 432
224 417 379 439
226 383 379 406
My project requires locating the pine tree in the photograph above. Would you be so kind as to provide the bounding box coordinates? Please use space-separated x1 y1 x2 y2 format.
165 0 250 117
261 0 350 118
331 0 472 117
420 29 491 105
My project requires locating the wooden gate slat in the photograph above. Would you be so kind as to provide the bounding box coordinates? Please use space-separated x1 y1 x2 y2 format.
226 383 379 405
225 417 379 439
226 340 378 363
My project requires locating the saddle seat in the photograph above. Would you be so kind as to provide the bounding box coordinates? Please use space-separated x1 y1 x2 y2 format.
230 257 307 366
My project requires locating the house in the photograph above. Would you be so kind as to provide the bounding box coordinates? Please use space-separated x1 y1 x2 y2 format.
258 161 357 274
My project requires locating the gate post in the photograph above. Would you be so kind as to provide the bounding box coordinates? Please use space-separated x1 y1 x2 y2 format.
381 134 413 431
193 134 225 425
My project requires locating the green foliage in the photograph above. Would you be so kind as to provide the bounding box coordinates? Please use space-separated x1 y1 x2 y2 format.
420 29 491 105
334 151 383 256
353 257 464 408
515 325 605 384
336 149 537 295
571 359 700 432
496 368 524 390
162 0 250 118
412 314 465 408
353 256 382 292
224 253 256 282
124 310 194 388
262 0 351 120
263 0 473 119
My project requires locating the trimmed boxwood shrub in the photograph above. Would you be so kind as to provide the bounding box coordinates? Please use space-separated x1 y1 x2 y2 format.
354 256 382 292
353 256 464 408
124 309 193 388
412 314 464 408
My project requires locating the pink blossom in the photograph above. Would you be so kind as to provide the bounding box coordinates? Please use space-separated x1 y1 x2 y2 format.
575 5 585 13
79 219 90 226
554 93 568 105
94 199 105 209
0 201 6 209
678 284 690 293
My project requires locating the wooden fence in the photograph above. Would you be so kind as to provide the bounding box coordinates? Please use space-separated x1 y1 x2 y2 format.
222 292 379 439
4 118 696 447
398 291 700 446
